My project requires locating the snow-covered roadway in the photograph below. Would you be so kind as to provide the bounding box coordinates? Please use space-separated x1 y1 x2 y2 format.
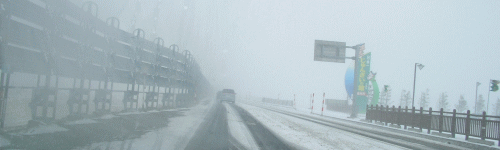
237 103 410 150
224 103 259 150
3 96 439 150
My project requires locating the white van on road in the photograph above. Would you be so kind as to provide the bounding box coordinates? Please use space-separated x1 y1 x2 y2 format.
219 89 236 103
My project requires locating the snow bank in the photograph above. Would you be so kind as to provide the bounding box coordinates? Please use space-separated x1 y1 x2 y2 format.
65 119 98 125
99 114 117 120
238 103 408 150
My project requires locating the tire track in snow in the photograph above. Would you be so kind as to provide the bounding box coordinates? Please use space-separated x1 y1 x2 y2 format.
223 103 259 150
230 103 295 150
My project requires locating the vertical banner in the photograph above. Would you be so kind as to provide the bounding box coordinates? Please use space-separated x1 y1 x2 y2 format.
356 52 371 113
370 77 380 105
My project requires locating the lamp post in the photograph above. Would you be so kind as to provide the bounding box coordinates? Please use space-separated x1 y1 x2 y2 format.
475 82 481 114
412 63 424 108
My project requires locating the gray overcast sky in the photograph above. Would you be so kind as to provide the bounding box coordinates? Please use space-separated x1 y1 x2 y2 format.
80 0 500 112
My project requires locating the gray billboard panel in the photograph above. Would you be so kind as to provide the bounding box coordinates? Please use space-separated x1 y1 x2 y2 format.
314 40 346 63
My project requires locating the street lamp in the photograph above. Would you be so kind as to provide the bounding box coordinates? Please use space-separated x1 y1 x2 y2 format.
412 63 424 108
475 82 481 114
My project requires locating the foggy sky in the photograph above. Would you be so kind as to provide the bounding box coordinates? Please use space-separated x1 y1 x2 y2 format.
76 0 500 113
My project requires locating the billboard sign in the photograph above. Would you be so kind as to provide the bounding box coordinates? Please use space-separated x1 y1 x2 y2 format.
354 52 371 114
356 52 371 96
314 40 346 63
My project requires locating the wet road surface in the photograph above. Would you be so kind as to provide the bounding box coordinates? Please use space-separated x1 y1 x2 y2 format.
186 102 293 150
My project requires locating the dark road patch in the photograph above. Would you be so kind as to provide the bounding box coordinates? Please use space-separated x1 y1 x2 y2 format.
185 103 239 150
230 104 294 150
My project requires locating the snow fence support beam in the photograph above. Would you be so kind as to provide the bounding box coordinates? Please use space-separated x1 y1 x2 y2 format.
451 109 456 138
419 107 424 130
439 108 444 133
465 110 470 140
481 111 487 140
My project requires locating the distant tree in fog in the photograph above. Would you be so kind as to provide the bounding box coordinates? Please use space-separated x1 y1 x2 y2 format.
419 89 430 108
399 90 406 107
475 94 485 114
437 92 449 111
400 90 411 107
379 86 392 106
494 98 500 116
456 95 468 113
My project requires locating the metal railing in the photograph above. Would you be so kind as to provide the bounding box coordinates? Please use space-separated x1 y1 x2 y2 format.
366 105 500 146
0 0 210 128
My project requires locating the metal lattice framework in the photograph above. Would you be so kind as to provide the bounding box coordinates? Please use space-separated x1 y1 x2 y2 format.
0 0 210 128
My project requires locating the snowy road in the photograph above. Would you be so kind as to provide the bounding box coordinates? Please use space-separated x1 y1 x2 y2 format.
3 97 443 150
185 102 292 150
4 97 293 150
237 103 411 150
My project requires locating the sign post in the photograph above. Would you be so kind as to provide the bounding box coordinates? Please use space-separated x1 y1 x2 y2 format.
351 45 361 118
313 40 365 118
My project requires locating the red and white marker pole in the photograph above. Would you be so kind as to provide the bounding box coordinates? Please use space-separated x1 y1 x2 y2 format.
321 93 325 116
309 94 312 110
311 93 314 113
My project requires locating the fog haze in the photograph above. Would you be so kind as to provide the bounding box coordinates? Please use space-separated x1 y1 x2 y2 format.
73 0 500 111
